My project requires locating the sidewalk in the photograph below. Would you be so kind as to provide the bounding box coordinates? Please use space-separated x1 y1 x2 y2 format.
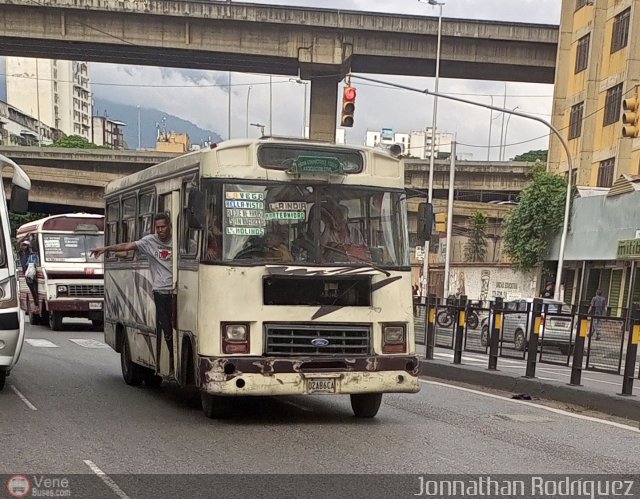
417 344 640 422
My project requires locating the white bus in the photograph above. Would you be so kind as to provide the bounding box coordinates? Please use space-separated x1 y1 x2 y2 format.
103 139 420 418
16 214 104 330
0 154 31 391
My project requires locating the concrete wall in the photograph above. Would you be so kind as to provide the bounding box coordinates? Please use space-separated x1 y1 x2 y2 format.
447 265 539 301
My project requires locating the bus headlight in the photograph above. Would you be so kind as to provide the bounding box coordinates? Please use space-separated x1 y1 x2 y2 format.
222 323 250 354
382 324 406 354
57 285 68 296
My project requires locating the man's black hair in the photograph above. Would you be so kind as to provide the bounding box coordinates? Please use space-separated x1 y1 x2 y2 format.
154 212 171 224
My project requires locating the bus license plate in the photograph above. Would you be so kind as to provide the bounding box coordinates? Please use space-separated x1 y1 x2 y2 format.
89 302 103 310
307 378 336 394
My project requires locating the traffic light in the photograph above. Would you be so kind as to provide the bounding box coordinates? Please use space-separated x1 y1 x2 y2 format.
340 86 356 127
435 212 447 233
622 87 639 138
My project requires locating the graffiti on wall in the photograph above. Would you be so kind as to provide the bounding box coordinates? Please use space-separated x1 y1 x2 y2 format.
447 266 537 301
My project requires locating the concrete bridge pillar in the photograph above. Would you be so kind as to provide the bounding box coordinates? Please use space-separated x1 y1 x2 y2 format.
308 76 340 143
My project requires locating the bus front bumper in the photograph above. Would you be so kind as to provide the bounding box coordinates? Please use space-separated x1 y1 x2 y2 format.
198 355 421 396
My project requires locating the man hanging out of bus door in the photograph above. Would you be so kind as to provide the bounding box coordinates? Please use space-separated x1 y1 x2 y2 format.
91 213 174 377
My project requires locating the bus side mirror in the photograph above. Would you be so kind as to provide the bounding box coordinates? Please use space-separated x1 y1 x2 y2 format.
417 202 433 242
10 185 28 214
187 189 207 230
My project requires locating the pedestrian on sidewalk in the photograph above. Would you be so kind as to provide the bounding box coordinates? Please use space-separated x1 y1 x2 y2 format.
587 289 607 341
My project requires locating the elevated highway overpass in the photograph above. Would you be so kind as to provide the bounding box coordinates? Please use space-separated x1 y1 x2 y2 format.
1 147 532 214
0 0 559 141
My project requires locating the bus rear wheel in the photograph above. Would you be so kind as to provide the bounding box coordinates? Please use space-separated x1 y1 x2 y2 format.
0 370 6 391
350 393 383 418
120 336 144 386
201 393 232 419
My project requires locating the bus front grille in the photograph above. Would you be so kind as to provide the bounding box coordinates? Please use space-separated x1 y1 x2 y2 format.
264 324 371 356
68 284 104 297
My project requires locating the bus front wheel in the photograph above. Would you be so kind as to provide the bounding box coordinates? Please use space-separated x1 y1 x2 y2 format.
350 393 383 418
48 313 63 331
201 393 232 419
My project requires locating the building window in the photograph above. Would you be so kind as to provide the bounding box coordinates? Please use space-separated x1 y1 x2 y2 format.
603 83 623 126
611 8 630 54
568 102 584 139
597 158 615 187
575 0 590 10
575 34 590 73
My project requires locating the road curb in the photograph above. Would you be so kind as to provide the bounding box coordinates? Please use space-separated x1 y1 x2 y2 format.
420 358 640 422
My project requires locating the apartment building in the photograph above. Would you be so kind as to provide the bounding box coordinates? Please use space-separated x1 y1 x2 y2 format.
6 58 92 140
92 116 126 149
548 0 640 186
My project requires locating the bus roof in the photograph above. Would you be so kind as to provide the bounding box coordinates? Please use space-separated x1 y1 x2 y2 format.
16 213 104 238
105 138 405 196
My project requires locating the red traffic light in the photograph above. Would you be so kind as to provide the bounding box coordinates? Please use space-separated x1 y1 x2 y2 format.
343 86 357 101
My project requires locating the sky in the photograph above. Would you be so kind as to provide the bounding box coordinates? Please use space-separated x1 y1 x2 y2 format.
16 0 563 160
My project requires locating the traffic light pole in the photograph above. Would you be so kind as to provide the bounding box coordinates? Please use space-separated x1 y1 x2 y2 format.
349 74 574 303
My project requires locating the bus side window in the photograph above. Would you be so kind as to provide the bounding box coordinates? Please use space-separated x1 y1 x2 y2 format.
138 191 155 239
181 182 199 258
106 201 119 261
121 196 137 259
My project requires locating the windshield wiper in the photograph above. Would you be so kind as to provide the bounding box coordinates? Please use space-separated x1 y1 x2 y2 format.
320 243 391 277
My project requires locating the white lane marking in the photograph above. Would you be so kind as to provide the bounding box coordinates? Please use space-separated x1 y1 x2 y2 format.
10 385 37 411
25 339 58 348
83 460 130 499
69 339 109 348
420 379 640 433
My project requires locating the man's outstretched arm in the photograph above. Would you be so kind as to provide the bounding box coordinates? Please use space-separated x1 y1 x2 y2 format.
91 242 138 258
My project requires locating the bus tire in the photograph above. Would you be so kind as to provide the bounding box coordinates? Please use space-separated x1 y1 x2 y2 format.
0 370 6 391
28 308 41 326
120 336 144 386
201 392 232 419
92 320 104 331
144 372 163 388
48 313 63 331
350 393 383 418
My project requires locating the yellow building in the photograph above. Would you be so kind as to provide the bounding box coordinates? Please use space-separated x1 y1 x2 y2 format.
549 0 640 186
156 132 191 153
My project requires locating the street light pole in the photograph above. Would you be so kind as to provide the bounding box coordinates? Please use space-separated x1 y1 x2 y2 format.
487 96 493 161
227 71 232 140
419 0 444 300
502 106 519 161
290 78 309 138
246 86 252 138
137 105 141 149
350 74 574 302
269 75 273 136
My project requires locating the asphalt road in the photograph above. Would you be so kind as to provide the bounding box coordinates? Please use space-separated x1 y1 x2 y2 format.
1 321 639 497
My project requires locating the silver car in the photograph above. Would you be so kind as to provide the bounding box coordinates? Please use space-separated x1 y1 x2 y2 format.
481 298 576 354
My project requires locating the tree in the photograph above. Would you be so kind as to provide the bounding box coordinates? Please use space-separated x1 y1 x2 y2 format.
9 212 46 245
464 211 488 262
51 135 101 149
503 166 567 272
512 150 548 163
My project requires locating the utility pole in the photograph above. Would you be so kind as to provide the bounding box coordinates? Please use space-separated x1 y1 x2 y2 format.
442 140 456 299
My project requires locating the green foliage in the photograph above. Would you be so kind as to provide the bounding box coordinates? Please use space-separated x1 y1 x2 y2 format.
51 135 101 149
503 169 567 272
464 210 488 262
513 149 548 163
9 212 45 246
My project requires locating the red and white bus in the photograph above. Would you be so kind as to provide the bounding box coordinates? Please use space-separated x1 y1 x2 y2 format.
16 214 105 330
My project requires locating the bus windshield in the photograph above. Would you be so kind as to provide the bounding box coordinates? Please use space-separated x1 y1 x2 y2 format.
42 233 104 263
203 181 409 267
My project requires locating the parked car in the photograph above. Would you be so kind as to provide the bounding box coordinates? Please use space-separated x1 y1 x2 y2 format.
480 298 576 355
